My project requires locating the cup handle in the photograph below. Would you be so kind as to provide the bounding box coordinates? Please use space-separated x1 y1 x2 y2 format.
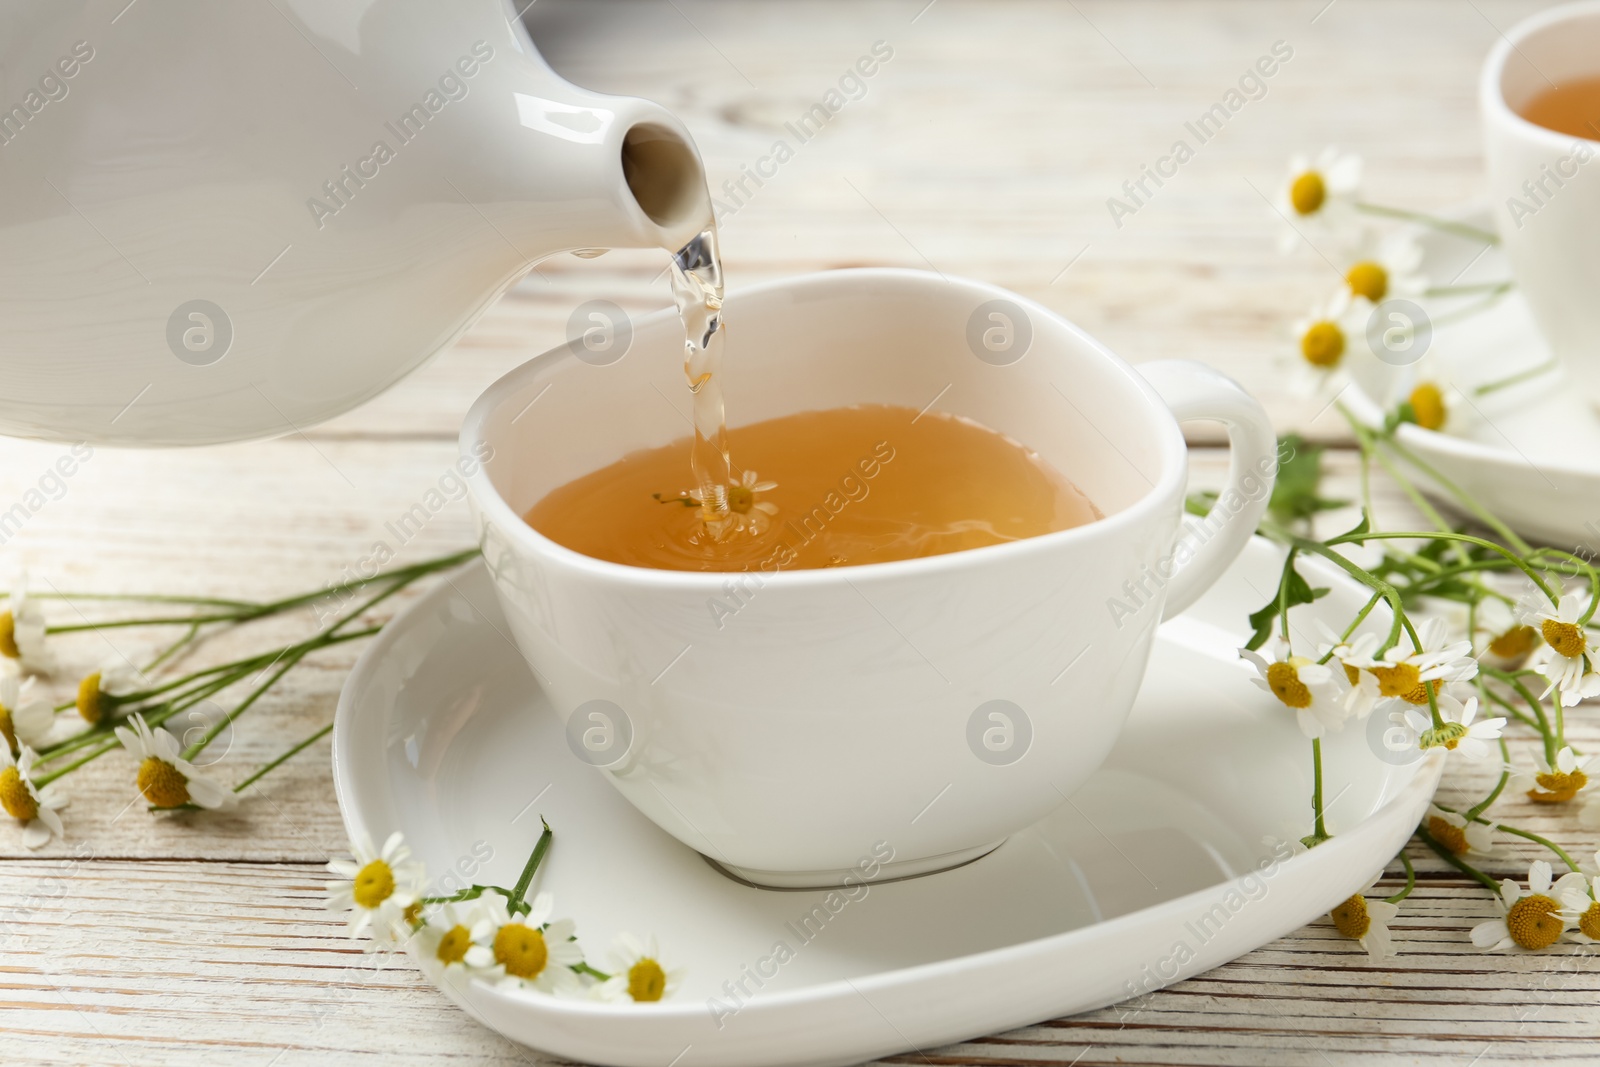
1135 360 1278 621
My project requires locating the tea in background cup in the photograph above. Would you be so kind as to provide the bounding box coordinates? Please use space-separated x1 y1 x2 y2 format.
1482 1 1600 405
462 269 1277 887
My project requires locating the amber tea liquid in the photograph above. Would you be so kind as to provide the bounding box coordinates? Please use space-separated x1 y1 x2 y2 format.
525 404 1100 572
1518 76 1600 139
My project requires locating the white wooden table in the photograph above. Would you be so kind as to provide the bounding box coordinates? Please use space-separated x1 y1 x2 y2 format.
5 2 1598 1063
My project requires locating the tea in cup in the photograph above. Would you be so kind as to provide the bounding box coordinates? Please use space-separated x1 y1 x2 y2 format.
462 269 1276 887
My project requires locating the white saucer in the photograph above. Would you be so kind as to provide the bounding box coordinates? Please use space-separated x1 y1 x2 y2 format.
331 540 1441 1067
1343 207 1600 551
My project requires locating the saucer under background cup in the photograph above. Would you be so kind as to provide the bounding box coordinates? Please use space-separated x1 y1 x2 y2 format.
1344 206 1600 552
331 541 1440 1067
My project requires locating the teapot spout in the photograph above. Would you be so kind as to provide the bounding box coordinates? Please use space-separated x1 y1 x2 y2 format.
476 51 710 262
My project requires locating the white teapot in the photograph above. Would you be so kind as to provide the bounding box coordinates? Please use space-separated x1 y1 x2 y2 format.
0 0 706 445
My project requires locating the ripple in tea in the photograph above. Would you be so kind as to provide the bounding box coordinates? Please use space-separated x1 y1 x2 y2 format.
524 404 1101 572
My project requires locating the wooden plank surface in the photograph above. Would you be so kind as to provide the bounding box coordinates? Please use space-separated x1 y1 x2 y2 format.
5 1 1599 1064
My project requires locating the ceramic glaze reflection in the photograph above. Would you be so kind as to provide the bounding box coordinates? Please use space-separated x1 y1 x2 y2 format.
523 404 1101 571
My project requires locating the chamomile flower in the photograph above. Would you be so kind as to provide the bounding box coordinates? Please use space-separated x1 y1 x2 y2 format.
1342 230 1426 304
0 668 52 753
708 469 779 539
1422 804 1497 858
1328 874 1400 963
1411 692 1505 761
0 570 51 674
75 658 142 726
482 890 584 995
1527 596 1600 708
1402 382 1451 432
0 744 66 848
1276 148 1363 252
414 897 497 983
591 933 685 1003
1240 639 1348 738
112 713 234 811
1473 597 1540 671
1364 617 1477 710
1560 871 1600 944
1290 291 1372 376
1513 746 1596 805
1321 629 1385 719
326 830 426 943
1471 860 1586 952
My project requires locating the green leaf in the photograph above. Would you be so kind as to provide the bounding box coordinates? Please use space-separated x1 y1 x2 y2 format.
1269 434 1346 525
1245 559 1330 650
1337 512 1371 540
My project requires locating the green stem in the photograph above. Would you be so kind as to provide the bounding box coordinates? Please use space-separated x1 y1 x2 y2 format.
1356 417 1533 555
574 962 614 982
1435 802 1585 874
1431 289 1513 328
1422 280 1514 298
1327 530 1557 606
180 649 308 762
506 818 554 916
1484 668 1558 765
1353 201 1500 244
1478 680 1540 732
33 629 380 769
232 722 333 793
1259 519 1408 654
145 622 202 672
1474 357 1559 397
1278 550 1298 643
1467 738 1513 821
1309 737 1329 845
1385 852 1417 905
1416 826 1500 893
420 884 510 905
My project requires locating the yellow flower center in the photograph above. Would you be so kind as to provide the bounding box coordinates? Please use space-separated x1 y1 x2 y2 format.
1420 721 1467 751
494 922 548 979
436 924 474 965
627 957 668 1002
1542 619 1587 659
1505 893 1564 950
352 858 396 910
1300 321 1344 368
0 765 38 821
1342 662 1361 687
1580 901 1600 941
1330 893 1370 939
0 704 14 755
1489 625 1538 661
1528 768 1587 804
1408 383 1446 431
1290 171 1326 215
137 756 191 808
0 610 17 659
1371 662 1428 704
77 672 105 725
403 900 424 927
1346 261 1388 302
1265 660 1313 709
727 484 754 514
1427 815 1469 854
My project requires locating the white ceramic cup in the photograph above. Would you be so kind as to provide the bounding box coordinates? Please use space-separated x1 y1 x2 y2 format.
1483 1 1600 403
462 269 1276 887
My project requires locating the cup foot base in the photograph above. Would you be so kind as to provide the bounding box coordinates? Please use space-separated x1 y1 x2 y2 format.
706 840 1006 890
